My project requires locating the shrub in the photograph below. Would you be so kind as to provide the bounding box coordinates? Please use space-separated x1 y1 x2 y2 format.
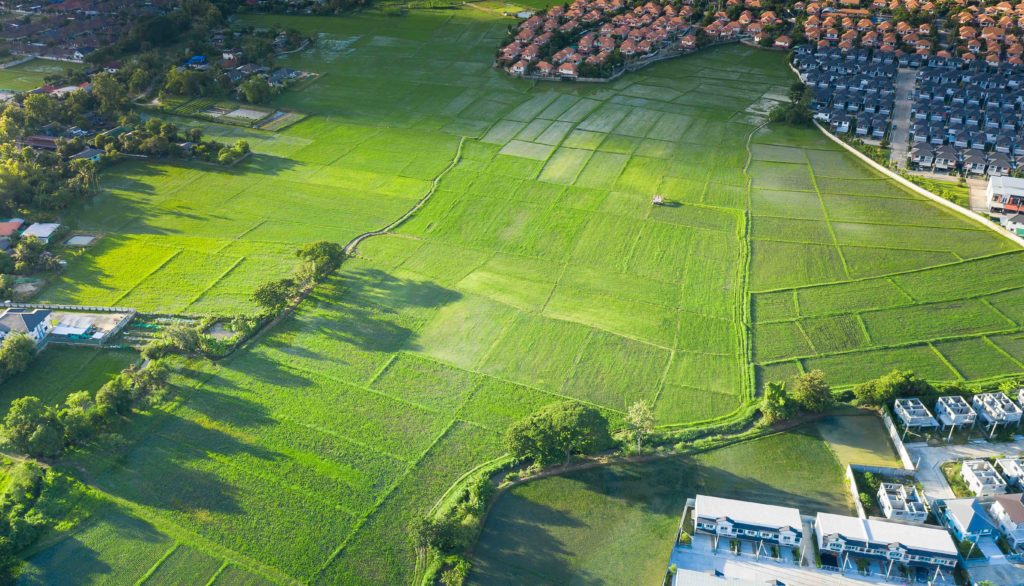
789 370 832 413
855 370 934 406
504 401 612 467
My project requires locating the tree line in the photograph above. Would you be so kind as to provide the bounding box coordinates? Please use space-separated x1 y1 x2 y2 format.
0 361 170 458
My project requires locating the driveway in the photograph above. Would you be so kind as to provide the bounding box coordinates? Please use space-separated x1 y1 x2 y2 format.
907 440 1024 500
888 68 916 168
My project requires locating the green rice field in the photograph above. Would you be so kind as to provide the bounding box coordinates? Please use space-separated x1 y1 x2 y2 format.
16 3 1024 585
0 58 82 92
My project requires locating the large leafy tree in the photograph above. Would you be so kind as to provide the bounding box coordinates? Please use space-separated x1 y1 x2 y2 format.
505 401 612 466
789 370 833 413
761 381 793 425
1 397 63 457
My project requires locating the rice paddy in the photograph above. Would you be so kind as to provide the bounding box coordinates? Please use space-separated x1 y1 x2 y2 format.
17 3 1024 584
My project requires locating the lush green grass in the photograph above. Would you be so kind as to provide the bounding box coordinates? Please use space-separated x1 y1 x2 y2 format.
0 346 137 411
18 4 1024 585
469 428 852 585
0 58 82 91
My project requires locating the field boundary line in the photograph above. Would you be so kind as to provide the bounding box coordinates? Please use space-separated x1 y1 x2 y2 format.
928 342 965 381
184 256 246 311
204 562 230 586
109 249 183 307
740 120 770 399
212 219 266 254
749 249 1023 295
812 120 1024 250
981 297 1019 328
135 542 179 585
366 353 399 387
983 336 1024 370
803 151 851 279
885 276 916 303
344 136 467 256
855 313 873 345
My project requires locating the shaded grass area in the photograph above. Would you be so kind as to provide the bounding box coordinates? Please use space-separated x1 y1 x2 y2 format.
469 428 851 585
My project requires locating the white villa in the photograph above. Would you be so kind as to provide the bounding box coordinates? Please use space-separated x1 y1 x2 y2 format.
693 495 803 554
815 513 958 581
962 460 1008 496
991 493 1024 549
894 397 939 429
997 458 1024 487
935 395 977 429
21 222 61 245
877 483 928 523
972 392 1022 435
0 308 52 346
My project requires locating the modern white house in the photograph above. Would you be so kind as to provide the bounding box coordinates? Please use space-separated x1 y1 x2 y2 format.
997 458 1024 487
944 497 999 543
987 175 1024 214
894 398 939 429
935 395 977 438
693 495 803 554
991 493 1024 549
972 392 1022 436
877 482 928 523
0 308 52 346
20 222 61 245
815 512 958 581
962 460 1008 496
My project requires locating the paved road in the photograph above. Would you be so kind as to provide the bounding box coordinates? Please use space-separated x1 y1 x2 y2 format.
889 68 916 168
907 440 1024 500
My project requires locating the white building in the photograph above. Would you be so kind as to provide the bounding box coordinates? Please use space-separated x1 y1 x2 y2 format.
0 308 52 346
972 392 1022 436
815 513 958 581
20 223 60 245
935 395 976 430
693 495 803 554
991 493 1024 549
987 175 1024 214
962 460 1008 496
894 397 938 428
997 458 1024 487
877 482 928 523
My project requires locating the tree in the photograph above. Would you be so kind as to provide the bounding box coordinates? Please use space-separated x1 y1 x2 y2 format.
624 400 655 451
854 370 934 406
11 236 46 273
238 76 272 104
57 390 98 445
1 396 64 457
504 401 611 467
761 381 793 425
251 278 296 312
413 516 465 554
163 323 200 354
95 374 133 416
124 362 170 407
296 241 346 281
0 333 35 381
789 370 833 413
90 73 128 118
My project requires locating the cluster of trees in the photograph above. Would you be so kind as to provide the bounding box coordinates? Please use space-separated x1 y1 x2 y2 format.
504 401 613 467
760 369 834 425
0 362 169 458
93 118 250 165
853 369 935 406
0 461 82 581
251 241 347 313
0 144 97 215
228 0 371 16
768 81 814 126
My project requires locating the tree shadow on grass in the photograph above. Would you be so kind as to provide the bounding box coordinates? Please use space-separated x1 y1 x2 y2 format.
304 269 462 355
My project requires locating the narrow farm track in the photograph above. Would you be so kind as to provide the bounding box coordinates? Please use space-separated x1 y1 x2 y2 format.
344 136 468 256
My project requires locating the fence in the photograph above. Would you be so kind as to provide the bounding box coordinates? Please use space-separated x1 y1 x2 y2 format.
2 301 136 313
880 409 916 470
846 464 919 520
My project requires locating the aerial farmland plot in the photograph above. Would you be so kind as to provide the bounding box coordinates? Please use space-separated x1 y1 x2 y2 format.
14 3 1024 586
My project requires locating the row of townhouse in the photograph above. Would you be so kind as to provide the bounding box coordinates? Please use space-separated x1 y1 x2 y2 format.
691 495 959 582
910 143 1021 176
894 392 1024 437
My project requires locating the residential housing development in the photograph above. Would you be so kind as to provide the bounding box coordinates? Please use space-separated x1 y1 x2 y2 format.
693 495 803 551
